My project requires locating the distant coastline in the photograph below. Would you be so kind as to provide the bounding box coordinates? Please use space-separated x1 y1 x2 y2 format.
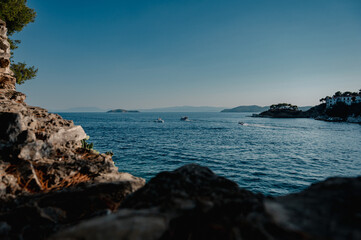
221 105 312 113
251 90 361 124
107 109 139 113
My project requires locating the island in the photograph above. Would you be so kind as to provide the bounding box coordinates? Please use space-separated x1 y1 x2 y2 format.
252 90 361 123
107 109 139 113
221 105 312 113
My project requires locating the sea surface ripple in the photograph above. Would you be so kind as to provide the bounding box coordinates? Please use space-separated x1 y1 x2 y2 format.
59 112 361 195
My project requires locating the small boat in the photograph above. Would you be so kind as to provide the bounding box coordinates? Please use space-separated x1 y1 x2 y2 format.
180 116 190 121
154 118 164 123
238 121 245 125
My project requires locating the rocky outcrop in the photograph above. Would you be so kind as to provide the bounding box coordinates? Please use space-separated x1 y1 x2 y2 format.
53 164 361 240
0 86 145 199
346 115 361 123
0 19 15 90
0 18 145 239
252 104 328 119
252 109 308 118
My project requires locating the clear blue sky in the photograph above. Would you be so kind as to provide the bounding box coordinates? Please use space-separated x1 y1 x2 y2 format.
15 0 361 110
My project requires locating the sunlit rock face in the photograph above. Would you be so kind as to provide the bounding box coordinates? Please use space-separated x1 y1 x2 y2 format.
0 76 145 199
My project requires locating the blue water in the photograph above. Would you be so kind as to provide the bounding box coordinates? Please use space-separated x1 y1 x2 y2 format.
58 112 361 196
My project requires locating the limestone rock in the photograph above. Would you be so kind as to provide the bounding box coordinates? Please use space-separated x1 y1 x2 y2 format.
0 19 15 90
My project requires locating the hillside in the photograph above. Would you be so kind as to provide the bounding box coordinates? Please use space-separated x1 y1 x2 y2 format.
107 109 139 113
221 105 268 112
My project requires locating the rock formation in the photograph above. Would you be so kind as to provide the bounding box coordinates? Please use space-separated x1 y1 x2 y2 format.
0 18 145 239
0 19 15 90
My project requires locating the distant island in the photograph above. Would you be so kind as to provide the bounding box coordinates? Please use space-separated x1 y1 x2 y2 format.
107 109 139 113
252 90 361 123
221 105 312 113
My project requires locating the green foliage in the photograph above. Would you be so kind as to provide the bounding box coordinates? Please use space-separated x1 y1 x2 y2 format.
11 62 38 84
81 138 94 150
332 91 360 98
0 0 37 85
326 102 361 118
0 0 36 35
270 103 298 111
81 137 101 154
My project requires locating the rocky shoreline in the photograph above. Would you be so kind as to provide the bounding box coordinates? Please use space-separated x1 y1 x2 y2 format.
1 19 361 239
252 103 361 124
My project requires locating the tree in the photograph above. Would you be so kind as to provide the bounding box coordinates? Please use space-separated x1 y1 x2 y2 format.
0 0 37 85
270 103 298 111
334 91 342 97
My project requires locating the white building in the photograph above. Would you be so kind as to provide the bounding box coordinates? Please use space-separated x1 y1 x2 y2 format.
326 95 361 108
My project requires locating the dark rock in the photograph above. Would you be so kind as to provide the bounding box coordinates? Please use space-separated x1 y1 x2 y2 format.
267 177 361 240
0 180 144 240
52 165 306 240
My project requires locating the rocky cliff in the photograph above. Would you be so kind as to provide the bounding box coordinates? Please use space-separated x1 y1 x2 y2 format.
0 19 145 239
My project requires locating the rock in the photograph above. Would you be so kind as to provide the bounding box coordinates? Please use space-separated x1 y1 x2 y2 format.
266 177 361 240
53 165 361 240
52 164 305 240
0 179 145 240
0 20 15 90
0 86 146 199
253 109 308 118
347 115 361 123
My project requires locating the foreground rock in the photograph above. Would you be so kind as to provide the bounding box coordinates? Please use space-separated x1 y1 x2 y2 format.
52 164 361 240
0 179 144 239
267 176 361 240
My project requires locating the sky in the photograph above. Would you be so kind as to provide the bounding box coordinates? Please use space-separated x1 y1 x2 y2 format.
13 0 361 110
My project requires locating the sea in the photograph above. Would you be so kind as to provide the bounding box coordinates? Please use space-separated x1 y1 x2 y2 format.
58 112 361 196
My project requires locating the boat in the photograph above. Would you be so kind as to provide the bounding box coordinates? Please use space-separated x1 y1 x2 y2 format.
238 121 245 125
180 116 190 121
154 118 164 123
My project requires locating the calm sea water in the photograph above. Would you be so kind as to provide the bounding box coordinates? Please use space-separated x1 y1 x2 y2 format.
58 112 361 196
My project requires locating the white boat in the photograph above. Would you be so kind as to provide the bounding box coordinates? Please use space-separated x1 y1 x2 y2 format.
154 118 164 123
180 116 190 121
